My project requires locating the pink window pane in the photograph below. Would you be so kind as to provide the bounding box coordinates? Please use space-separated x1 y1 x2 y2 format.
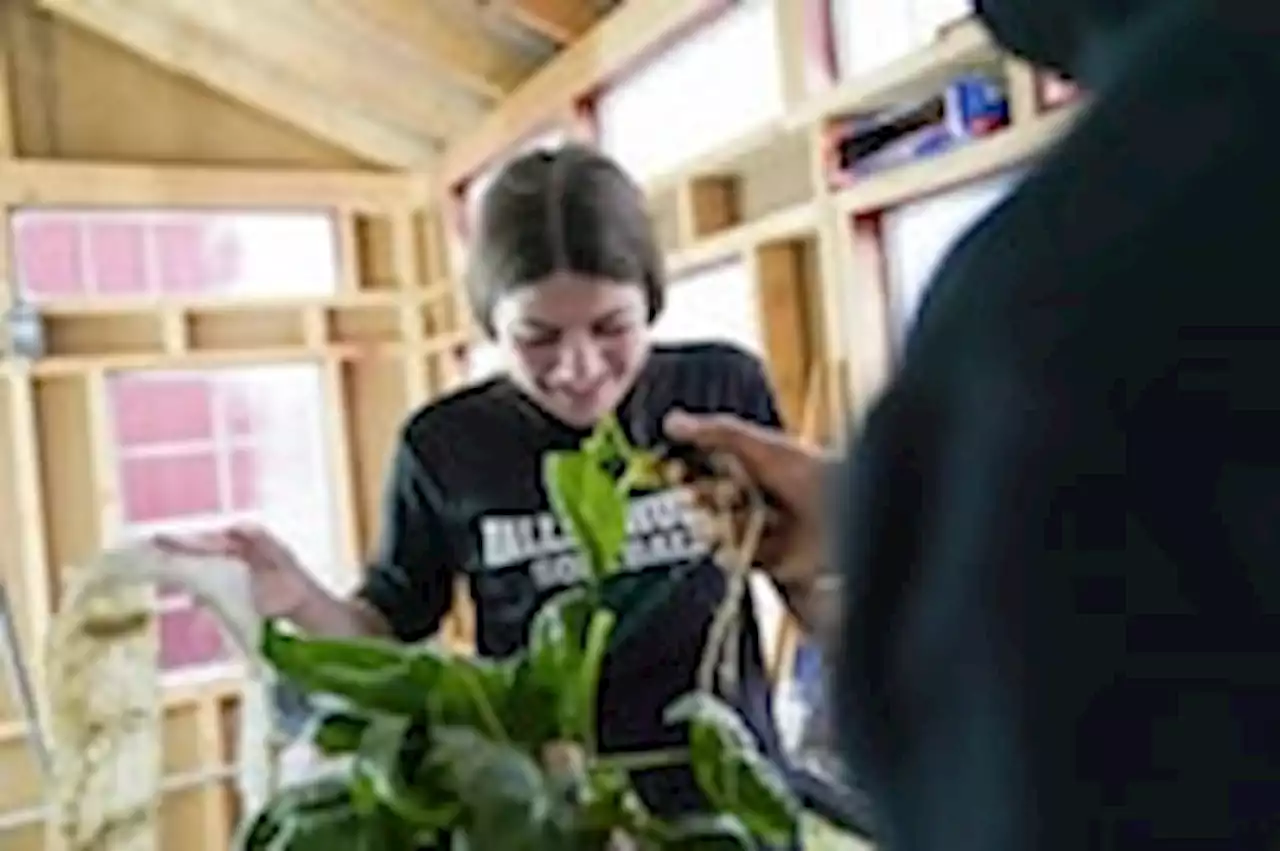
111 376 215 447
120 452 221 523
15 216 84 299
227 447 259 512
153 220 210 294
86 219 149 296
160 602 231 670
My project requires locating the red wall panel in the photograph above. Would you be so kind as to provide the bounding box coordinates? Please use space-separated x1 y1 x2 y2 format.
120 452 221 523
159 605 230 669
86 220 148 296
18 217 84 298
111 377 215 446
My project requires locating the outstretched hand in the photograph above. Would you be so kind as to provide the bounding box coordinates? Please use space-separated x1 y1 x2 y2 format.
154 525 320 620
663 409 832 590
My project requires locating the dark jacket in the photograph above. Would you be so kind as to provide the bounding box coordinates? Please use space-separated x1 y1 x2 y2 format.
833 2 1280 849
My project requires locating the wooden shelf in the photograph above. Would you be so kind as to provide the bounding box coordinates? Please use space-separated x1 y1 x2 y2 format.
834 106 1077 216
42 310 167 359
185 306 309 352
326 304 403 345
795 17 1002 124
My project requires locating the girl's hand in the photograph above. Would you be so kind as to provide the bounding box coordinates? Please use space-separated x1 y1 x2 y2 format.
154 525 322 620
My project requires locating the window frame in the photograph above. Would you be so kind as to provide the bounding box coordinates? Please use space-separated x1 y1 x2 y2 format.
10 206 343 304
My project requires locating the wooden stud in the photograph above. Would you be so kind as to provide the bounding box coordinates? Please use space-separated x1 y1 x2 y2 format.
1005 57 1041 126
193 700 231 851
321 359 361 571
4 371 52 729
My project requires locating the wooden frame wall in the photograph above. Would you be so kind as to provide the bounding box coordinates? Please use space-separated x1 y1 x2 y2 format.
0 155 473 851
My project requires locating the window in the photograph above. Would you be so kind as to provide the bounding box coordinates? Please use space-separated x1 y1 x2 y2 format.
831 0 973 79
881 170 1021 349
107 365 340 677
12 209 340 302
652 260 764 355
595 0 784 183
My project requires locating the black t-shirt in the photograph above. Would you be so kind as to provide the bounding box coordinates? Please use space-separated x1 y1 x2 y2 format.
358 341 791 827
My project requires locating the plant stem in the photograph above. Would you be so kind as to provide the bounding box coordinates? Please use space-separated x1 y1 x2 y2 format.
593 747 691 774
457 666 508 743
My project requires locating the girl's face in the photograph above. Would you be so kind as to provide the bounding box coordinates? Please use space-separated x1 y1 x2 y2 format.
492 272 651 428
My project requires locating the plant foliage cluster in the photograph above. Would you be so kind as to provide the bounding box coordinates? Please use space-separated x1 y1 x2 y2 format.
237 417 801 851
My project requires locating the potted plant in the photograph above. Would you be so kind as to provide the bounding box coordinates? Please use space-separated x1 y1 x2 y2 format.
236 416 801 851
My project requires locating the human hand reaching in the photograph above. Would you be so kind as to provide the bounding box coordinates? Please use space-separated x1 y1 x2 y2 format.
663 409 833 590
154 524 322 620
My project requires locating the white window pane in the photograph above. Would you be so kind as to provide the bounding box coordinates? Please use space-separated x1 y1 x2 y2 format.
596 0 784 182
882 171 1021 349
652 261 763 355
832 0 974 78
12 208 339 302
106 363 342 675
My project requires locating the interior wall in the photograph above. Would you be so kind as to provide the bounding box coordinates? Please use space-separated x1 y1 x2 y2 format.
2 1 372 167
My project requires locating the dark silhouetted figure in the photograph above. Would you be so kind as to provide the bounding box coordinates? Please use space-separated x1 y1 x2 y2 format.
833 2 1280 849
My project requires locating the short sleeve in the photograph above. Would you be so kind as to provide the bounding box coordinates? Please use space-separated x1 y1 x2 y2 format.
356 435 457 642
728 348 785 431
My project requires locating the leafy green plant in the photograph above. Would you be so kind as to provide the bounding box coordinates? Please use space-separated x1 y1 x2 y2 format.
236 415 800 851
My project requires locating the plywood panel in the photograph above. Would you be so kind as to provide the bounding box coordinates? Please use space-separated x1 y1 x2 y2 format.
33 375 100 597
0 733 45 814
0 820 44 851
161 785 215 851
338 359 410 559
7 3 369 167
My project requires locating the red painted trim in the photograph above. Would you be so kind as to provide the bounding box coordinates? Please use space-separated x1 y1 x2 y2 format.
851 212 897 367
448 183 470 242
808 0 840 87
572 96 600 144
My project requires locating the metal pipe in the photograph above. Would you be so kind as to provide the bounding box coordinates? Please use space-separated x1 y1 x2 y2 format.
0 582 51 780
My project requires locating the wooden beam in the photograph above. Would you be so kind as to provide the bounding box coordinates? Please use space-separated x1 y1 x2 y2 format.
37 0 440 168
327 0 538 100
161 0 489 139
440 0 729 186
506 0 598 43
0 159 414 209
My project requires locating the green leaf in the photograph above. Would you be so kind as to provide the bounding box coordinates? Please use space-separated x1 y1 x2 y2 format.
262 621 424 715
427 653 514 740
575 609 615 751
431 727 554 851
355 715 462 830
312 708 372 756
234 775 396 851
576 767 648 835
527 586 596 740
581 414 628 463
665 694 800 846
544 451 628 580
659 814 759 850
504 656 560 749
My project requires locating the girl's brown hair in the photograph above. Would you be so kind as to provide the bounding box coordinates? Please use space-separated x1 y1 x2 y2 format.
464 142 666 336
